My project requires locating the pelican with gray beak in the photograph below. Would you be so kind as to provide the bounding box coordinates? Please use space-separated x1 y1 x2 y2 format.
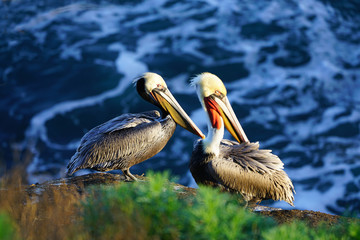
67 72 204 180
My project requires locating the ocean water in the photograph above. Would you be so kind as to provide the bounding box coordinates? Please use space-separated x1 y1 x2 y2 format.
1 0 360 215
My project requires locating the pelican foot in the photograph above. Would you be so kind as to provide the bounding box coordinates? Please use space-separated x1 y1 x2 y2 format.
123 169 138 181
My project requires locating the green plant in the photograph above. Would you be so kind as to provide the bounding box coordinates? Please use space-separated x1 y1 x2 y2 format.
187 187 274 240
1 170 359 239
348 220 360 239
262 219 360 240
80 171 275 240
80 171 184 239
0 211 19 240
80 171 360 240
263 221 311 240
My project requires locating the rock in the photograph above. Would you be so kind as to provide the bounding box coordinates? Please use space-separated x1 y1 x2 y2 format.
24 173 350 226
26 172 197 199
258 209 341 226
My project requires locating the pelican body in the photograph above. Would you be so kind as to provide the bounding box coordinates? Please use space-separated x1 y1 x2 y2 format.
67 72 204 180
189 73 295 205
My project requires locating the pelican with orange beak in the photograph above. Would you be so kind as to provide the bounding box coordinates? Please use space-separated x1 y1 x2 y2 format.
67 72 204 180
190 72 295 206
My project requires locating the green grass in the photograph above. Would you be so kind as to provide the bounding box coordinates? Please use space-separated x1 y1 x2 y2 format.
79 171 275 239
263 220 360 240
0 170 359 240
79 171 360 240
0 211 19 240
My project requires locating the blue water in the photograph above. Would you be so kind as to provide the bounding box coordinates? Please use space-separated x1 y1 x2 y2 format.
1 0 360 215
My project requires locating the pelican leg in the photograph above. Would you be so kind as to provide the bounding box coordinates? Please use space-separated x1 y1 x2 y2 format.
123 168 138 181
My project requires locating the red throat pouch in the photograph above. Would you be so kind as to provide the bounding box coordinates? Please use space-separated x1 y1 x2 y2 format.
204 97 222 129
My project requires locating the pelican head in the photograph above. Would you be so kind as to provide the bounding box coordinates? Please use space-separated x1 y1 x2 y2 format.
134 72 205 139
191 72 249 143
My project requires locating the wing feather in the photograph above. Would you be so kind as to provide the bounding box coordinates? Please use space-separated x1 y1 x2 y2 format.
207 141 295 204
67 110 164 174
221 141 284 172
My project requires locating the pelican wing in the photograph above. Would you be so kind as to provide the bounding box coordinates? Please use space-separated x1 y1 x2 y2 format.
207 141 294 204
100 110 160 133
76 110 160 148
67 110 164 174
221 141 284 172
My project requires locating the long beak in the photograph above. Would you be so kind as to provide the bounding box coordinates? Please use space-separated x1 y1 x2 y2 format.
152 88 205 139
212 96 249 143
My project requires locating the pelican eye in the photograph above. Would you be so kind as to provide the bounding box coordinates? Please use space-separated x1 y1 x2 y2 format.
214 90 224 98
156 84 165 90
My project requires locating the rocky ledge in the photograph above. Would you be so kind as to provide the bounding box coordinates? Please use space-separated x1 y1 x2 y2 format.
26 172 346 226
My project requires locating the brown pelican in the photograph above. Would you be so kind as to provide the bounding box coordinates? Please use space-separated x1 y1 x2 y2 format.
67 72 205 180
189 72 295 206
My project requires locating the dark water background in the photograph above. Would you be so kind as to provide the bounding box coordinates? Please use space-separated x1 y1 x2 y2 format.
1 0 360 215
